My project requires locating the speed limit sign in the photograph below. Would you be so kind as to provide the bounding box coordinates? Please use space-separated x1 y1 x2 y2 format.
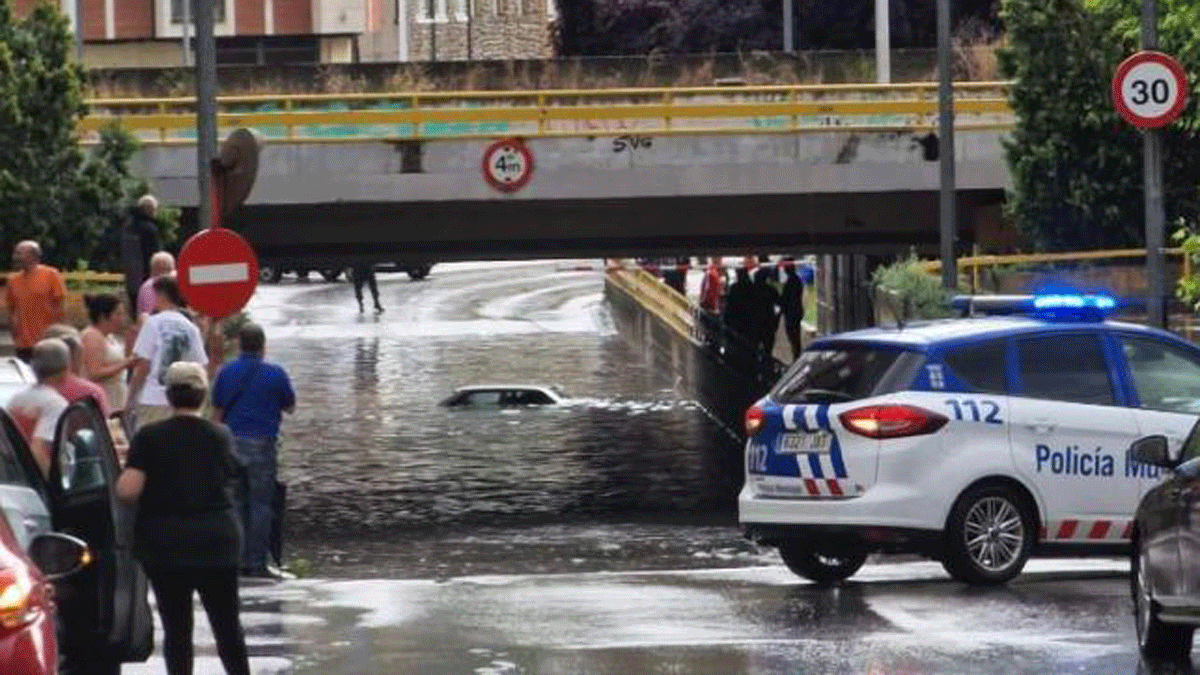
482 138 534 193
1112 51 1190 129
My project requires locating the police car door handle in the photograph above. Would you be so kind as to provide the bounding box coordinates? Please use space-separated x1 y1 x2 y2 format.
1025 420 1057 434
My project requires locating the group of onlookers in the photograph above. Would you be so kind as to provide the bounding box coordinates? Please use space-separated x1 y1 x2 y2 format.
3 212 295 675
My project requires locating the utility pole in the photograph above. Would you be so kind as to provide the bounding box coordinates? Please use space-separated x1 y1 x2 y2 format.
194 0 219 229
1142 0 1166 328
181 0 192 66
875 0 890 83
465 0 473 60
936 0 956 290
783 0 794 53
74 0 84 60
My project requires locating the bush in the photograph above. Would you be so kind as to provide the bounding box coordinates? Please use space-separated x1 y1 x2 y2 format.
872 253 958 322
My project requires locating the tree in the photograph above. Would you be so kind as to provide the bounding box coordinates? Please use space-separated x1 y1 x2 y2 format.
0 0 173 271
1000 0 1200 251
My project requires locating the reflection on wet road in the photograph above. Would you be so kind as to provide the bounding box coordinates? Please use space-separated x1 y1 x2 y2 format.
125 560 1186 675
255 262 744 574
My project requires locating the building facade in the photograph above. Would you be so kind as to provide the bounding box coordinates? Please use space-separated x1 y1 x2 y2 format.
12 0 552 66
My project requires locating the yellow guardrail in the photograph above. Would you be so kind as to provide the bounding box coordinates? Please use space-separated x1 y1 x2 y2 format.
606 264 699 344
922 248 1190 295
80 80 1015 143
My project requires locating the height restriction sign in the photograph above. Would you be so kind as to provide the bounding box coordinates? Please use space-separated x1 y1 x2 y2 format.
1112 51 1190 129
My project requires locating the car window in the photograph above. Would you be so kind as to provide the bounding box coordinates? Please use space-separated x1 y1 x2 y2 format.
1015 333 1114 405
0 421 35 488
943 340 1008 394
462 391 502 406
772 344 919 404
57 406 109 494
1120 336 1200 414
1180 419 1200 464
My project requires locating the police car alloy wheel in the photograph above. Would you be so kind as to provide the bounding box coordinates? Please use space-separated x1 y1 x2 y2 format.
942 484 1035 585
777 543 868 586
1133 544 1194 658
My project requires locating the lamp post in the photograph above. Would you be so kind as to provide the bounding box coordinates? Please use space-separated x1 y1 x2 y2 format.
937 0 956 290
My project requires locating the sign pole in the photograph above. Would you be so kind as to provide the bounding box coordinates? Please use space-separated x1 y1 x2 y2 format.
1142 0 1166 328
875 0 890 84
194 0 219 230
783 0 794 53
937 0 956 290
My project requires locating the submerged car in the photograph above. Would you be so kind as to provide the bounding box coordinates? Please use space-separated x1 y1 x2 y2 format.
442 385 565 407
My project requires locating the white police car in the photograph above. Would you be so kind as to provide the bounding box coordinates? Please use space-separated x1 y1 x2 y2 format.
740 294 1200 586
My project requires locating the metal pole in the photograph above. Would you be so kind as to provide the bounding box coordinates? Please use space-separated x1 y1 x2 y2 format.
937 0 956 289
783 0 793 53
194 0 218 230
1143 0 1166 328
74 0 84 60
466 0 472 60
875 0 890 83
396 0 408 62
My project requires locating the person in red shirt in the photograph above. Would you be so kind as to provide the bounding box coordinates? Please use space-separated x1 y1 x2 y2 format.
5 241 65 363
42 324 111 417
699 257 725 315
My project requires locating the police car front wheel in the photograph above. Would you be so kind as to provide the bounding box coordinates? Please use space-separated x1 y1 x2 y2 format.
942 484 1035 585
777 543 868 586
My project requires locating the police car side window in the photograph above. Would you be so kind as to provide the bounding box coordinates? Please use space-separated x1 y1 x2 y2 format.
943 340 1008 394
1120 336 1200 414
1016 334 1114 405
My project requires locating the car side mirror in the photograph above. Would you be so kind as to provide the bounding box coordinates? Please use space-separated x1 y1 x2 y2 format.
29 533 91 581
1130 435 1177 469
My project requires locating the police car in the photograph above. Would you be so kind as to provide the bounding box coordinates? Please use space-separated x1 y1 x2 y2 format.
740 294 1200 586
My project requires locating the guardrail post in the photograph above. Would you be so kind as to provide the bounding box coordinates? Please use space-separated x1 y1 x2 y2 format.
663 91 673 131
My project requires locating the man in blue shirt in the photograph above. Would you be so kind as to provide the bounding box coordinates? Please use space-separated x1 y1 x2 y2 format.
211 322 295 578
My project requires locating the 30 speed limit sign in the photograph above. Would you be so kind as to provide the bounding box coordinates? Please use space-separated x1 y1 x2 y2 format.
482 138 534 193
1112 51 1190 129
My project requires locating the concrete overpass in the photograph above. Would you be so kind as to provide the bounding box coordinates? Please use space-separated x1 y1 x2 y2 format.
90 81 1015 262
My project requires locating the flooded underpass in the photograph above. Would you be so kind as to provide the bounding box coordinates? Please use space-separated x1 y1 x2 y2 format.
251 261 759 577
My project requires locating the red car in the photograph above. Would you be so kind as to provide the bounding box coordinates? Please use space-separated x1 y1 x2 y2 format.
0 511 90 675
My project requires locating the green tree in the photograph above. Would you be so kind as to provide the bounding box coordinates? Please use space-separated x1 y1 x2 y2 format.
1000 0 1200 251
0 0 172 270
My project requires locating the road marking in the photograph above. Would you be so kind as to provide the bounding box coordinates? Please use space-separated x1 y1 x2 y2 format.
189 262 250 285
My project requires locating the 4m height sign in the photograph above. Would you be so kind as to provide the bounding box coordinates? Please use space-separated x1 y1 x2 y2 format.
1112 51 1190 129
482 138 534 193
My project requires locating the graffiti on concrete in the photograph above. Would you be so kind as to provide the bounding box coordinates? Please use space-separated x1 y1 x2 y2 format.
612 135 653 152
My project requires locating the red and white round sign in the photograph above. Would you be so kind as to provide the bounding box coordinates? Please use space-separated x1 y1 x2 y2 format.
1112 51 1190 129
177 228 260 319
482 138 534 193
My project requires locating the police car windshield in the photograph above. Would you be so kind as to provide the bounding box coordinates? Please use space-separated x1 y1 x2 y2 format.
772 344 919 404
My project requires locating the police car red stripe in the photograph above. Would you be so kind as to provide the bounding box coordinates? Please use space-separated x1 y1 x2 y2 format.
1045 519 1132 541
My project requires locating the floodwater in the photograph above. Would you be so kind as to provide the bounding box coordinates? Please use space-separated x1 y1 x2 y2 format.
251 261 748 576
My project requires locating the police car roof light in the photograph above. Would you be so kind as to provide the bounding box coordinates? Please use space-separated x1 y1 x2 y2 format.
950 294 1116 321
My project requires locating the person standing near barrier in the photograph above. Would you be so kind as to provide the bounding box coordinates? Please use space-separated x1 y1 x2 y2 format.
6 241 66 363
751 257 782 360
122 195 162 315
127 276 208 430
352 264 384 314
781 258 805 361
212 323 295 579
723 263 754 349
699 257 724 346
82 293 134 411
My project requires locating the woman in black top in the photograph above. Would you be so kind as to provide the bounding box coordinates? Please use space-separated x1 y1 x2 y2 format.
117 361 251 675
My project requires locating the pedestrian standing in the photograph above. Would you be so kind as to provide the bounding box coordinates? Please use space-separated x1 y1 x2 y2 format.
699 257 725 346
5 241 66 363
351 264 383 314
42 325 112 417
6 339 70 477
126 276 208 430
81 293 134 411
122 195 162 313
117 362 251 675
211 323 296 579
723 264 754 348
781 258 806 361
662 257 689 296
137 252 176 321
751 258 782 359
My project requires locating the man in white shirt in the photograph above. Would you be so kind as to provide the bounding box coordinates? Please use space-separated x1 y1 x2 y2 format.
126 275 207 430
6 339 71 477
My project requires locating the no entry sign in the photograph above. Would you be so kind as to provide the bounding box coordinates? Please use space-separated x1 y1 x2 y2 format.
177 228 260 319
1112 51 1190 129
482 138 534 192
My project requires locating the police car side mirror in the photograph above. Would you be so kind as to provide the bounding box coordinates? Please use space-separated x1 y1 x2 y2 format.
1130 435 1176 470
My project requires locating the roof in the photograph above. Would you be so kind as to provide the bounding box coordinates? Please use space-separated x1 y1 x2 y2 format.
810 316 1184 350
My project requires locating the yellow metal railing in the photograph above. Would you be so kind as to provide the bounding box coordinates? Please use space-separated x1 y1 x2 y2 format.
923 248 1189 296
606 264 699 344
79 80 1015 143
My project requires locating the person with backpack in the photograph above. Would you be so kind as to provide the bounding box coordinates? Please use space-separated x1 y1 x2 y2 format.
211 323 296 579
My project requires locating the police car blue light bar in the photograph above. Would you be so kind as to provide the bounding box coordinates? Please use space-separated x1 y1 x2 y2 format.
951 294 1118 320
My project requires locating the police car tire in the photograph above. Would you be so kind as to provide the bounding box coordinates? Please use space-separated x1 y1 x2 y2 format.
941 484 1035 586
1133 544 1195 659
777 544 868 586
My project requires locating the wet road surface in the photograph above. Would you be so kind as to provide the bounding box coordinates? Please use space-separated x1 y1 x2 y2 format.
123 559 1199 675
259 261 747 577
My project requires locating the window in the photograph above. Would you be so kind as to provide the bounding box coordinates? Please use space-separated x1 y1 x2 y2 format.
170 0 225 23
772 345 920 404
56 408 109 494
943 340 1008 394
418 0 447 21
1120 336 1200 414
1180 418 1200 464
0 424 34 488
1016 334 1114 405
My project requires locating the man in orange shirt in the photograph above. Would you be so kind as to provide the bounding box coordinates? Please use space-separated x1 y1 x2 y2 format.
6 241 66 362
